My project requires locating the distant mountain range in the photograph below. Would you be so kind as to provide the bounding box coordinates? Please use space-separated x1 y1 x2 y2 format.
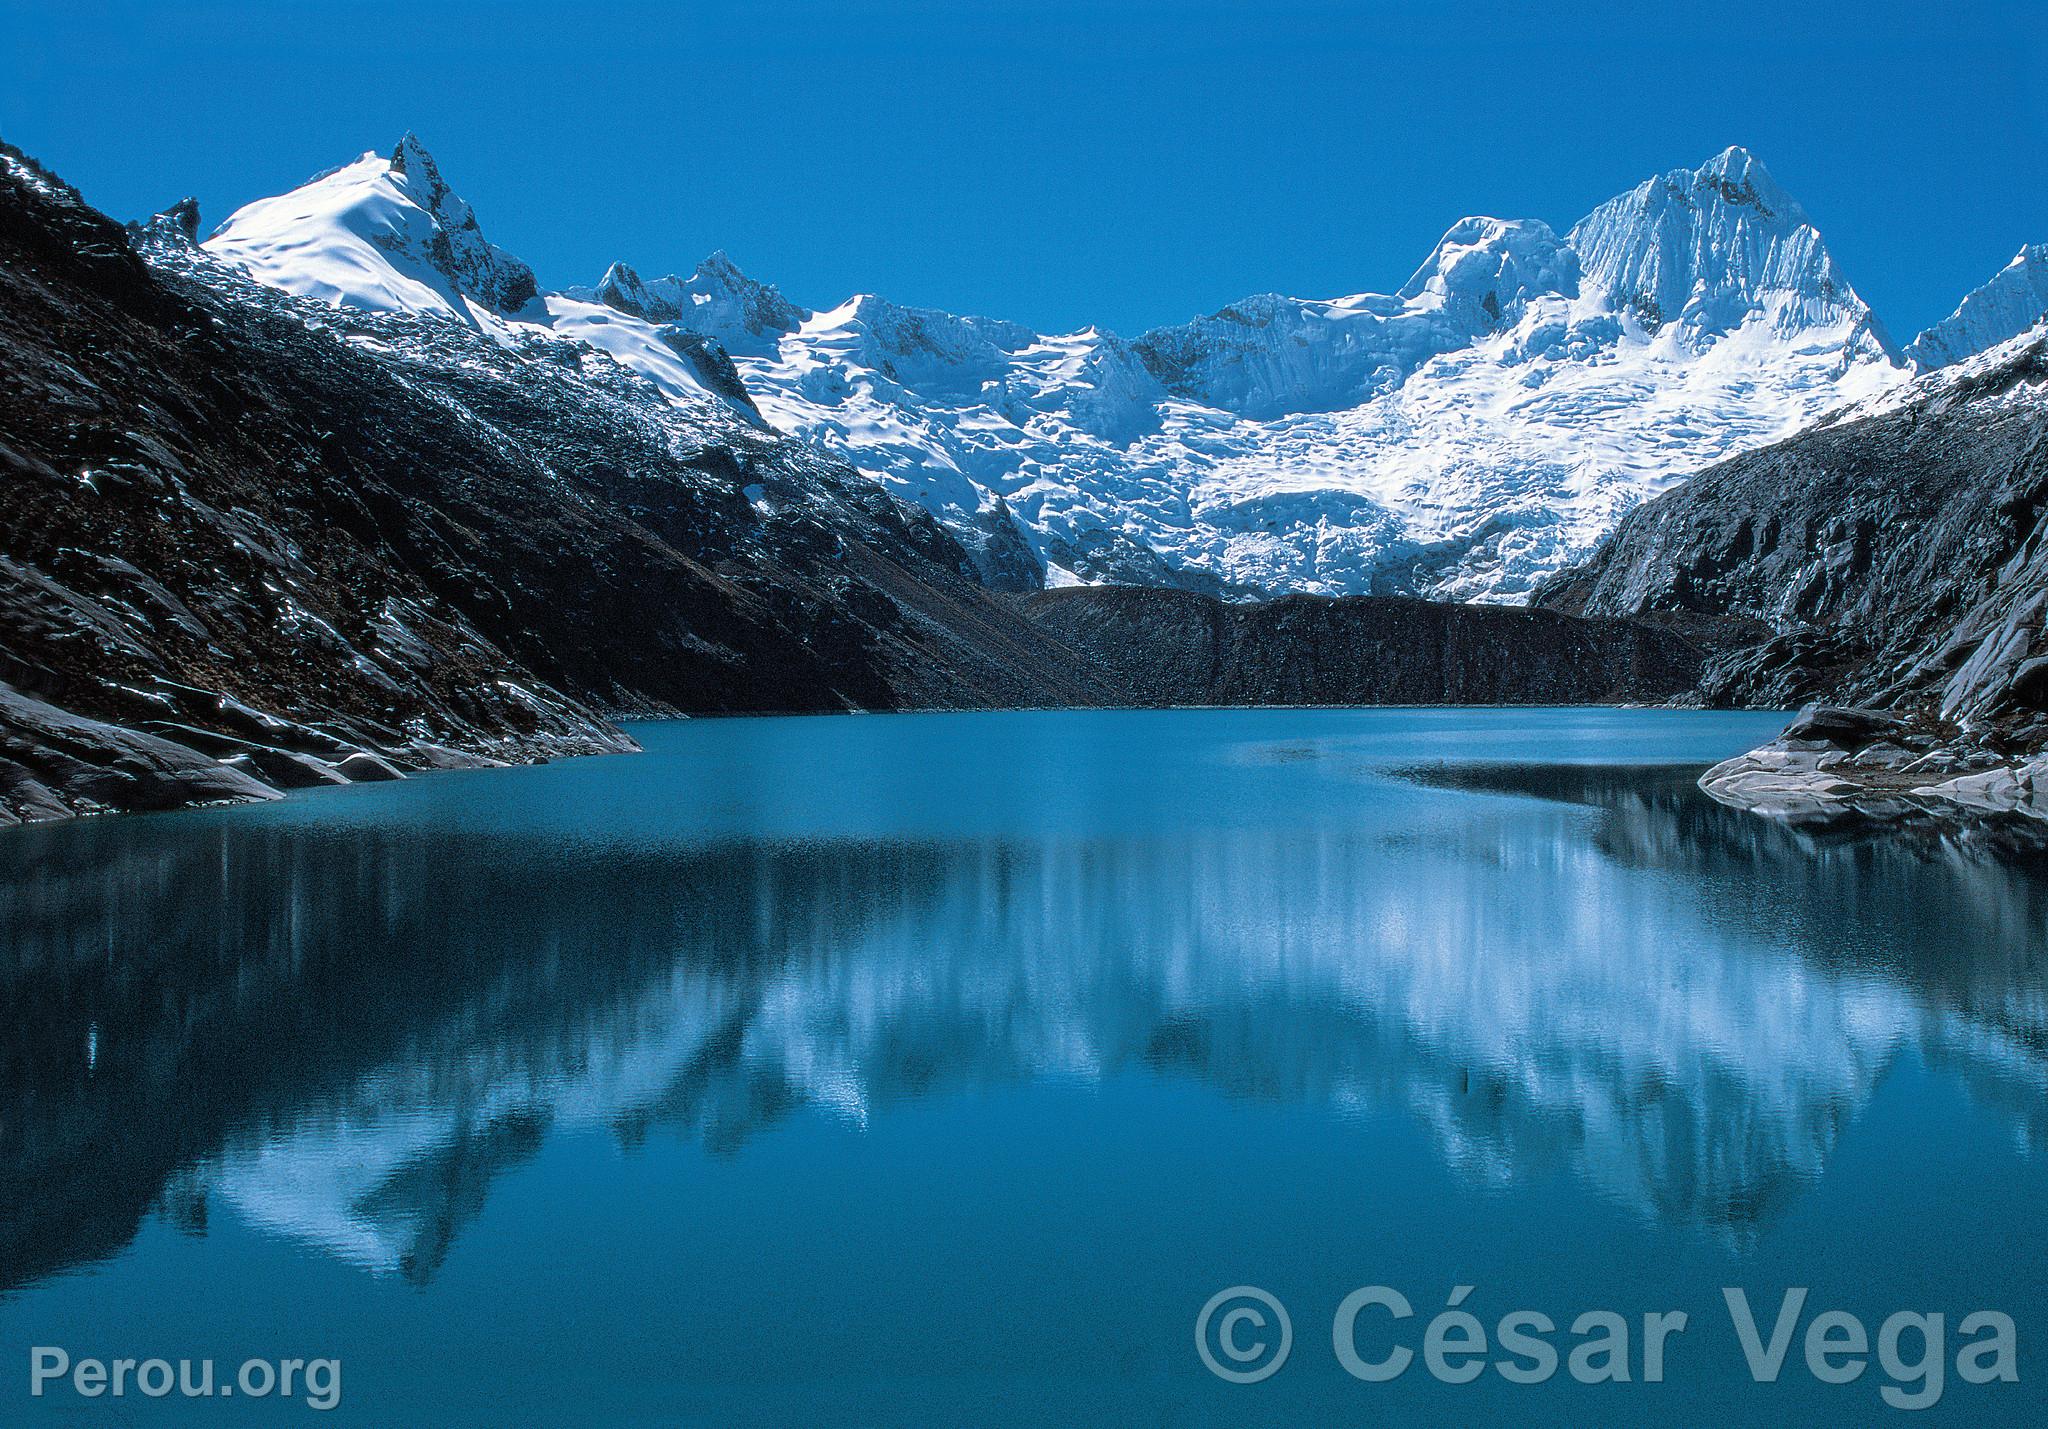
201 138 2048 601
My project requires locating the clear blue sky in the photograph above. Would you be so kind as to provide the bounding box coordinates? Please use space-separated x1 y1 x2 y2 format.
4 0 2044 340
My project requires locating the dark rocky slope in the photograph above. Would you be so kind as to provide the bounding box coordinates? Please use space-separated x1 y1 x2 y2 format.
1536 332 2048 819
1020 586 1704 706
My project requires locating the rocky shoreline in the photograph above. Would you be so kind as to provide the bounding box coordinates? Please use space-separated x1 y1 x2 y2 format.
1699 705 2048 827
0 679 637 829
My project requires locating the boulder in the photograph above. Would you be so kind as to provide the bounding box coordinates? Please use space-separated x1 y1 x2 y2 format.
1920 766 2027 811
335 751 406 783
1778 705 1914 751
222 747 349 790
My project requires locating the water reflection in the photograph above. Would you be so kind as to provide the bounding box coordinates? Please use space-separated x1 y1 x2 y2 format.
4 756 2048 1291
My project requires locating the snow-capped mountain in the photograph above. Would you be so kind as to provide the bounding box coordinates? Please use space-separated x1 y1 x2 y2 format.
211 132 540 317
204 134 763 421
1908 244 2048 369
582 146 1906 599
205 140 1919 601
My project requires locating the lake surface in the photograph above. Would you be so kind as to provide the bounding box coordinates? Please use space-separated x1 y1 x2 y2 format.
4 708 2048 1424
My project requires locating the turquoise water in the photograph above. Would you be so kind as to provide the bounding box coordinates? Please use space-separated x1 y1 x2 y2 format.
3 708 2047 1424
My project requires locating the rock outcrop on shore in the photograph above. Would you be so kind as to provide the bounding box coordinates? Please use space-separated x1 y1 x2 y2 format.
1695 705 2048 827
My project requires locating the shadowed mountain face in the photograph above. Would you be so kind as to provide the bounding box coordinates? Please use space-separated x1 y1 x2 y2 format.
7 714 2047 1291
1019 586 1704 706
1537 333 2048 747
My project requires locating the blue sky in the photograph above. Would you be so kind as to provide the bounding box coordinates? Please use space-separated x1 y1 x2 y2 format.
3 0 2044 340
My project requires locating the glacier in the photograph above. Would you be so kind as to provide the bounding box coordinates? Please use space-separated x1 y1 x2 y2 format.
200 139 2047 603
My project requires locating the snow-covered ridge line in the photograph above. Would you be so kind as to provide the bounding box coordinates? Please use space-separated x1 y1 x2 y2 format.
200 135 765 426
1820 323 2048 429
197 138 2048 603
1907 244 2048 371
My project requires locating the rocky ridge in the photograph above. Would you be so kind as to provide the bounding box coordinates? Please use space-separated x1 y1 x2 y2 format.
1907 244 2048 370
1538 329 2048 823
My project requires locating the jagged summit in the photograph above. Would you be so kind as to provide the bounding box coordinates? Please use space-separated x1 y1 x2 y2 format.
696 249 762 288
570 250 808 353
134 195 201 246
1566 146 1891 354
1908 243 2048 369
387 131 444 194
586 260 671 321
1699 145 1806 220
203 133 537 317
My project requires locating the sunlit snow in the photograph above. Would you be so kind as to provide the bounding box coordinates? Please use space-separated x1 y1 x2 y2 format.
200 139 2043 602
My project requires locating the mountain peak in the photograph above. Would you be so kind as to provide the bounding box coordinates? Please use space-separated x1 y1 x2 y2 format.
204 133 538 318
139 196 201 245
385 132 450 202
697 249 744 280
1566 146 1885 353
384 134 472 231
589 261 676 322
389 131 436 178
384 134 538 313
1397 215 1579 329
1692 145 1806 226
684 254 809 344
575 252 807 349
1907 241 2048 368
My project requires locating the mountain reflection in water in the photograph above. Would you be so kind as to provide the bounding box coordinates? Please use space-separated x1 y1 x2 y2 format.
4 712 2047 1294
